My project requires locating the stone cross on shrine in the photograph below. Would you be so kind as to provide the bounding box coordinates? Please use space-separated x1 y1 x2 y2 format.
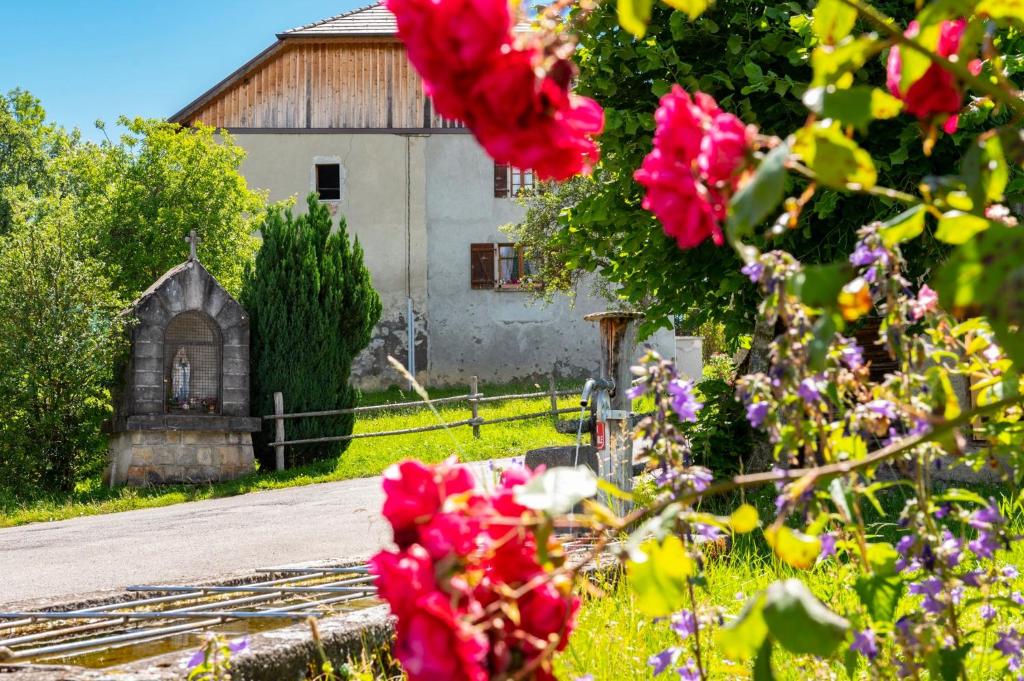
185 229 201 261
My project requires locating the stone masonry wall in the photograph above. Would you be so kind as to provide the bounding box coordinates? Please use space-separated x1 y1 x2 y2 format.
107 430 254 486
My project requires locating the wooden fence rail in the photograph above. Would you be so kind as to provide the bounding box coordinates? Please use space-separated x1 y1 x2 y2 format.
265 375 584 469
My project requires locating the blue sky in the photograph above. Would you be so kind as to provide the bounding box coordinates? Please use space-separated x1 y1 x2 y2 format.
1 1 366 140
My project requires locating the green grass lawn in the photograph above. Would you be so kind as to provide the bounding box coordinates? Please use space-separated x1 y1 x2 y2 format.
556 488 1024 680
0 380 579 528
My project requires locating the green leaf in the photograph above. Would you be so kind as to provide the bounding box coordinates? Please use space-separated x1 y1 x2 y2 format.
514 466 597 513
718 592 769 660
855 575 904 623
627 535 695 616
790 262 849 310
976 0 1024 22
962 134 1008 206
753 638 777 681
662 0 711 21
880 205 927 246
765 526 822 569
803 86 904 131
935 488 990 506
934 211 991 245
865 543 899 577
727 143 790 241
828 478 853 522
900 22 942 93
730 503 760 533
813 0 858 45
618 0 655 37
811 35 882 87
935 226 1024 368
793 122 877 189
762 579 851 657
935 645 972 681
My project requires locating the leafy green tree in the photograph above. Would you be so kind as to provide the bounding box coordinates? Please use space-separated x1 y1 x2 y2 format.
0 190 125 496
242 195 382 468
69 117 265 299
517 0 970 342
0 89 74 235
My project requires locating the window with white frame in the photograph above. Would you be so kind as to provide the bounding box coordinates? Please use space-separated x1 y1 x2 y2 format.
470 243 537 290
493 162 535 197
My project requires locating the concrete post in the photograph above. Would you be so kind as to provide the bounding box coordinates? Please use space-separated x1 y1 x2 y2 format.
584 311 643 514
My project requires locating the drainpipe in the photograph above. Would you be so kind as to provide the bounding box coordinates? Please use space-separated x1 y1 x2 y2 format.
405 137 415 388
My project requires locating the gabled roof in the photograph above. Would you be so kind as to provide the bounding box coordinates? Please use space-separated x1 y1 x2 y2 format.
279 2 533 39
280 3 398 37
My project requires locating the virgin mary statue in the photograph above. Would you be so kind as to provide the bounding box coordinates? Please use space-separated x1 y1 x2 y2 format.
172 347 191 404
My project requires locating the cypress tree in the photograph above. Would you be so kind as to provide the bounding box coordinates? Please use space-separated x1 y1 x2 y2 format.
242 195 382 467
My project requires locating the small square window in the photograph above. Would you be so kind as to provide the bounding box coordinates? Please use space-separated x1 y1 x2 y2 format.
316 164 341 201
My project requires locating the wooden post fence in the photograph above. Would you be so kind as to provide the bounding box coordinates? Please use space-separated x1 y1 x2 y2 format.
274 391 286 471
549 375 560 427
469 376 481 439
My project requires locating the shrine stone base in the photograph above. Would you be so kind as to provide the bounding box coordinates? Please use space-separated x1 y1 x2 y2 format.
105 415 261 487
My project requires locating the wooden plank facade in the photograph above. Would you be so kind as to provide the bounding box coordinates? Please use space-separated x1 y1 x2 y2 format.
177 39 462 130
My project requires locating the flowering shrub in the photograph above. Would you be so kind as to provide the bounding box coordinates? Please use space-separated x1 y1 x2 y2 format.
385 0 603 179
633 87 755 248
370 460 580 681
375 0 1024 677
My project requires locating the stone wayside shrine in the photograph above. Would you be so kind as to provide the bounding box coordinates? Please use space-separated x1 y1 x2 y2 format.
105 232 260 486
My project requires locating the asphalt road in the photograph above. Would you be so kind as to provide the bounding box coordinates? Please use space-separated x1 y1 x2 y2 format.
0 475 395 608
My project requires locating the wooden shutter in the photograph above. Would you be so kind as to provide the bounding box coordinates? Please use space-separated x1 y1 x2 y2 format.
493 162 509 198
470 243 496 289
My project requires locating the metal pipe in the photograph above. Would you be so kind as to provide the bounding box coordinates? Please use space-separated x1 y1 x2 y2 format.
0 611 318 622
256 566 369 575
125 583 375 595
10 590 374 662
0 566 376 662
0 576 368 648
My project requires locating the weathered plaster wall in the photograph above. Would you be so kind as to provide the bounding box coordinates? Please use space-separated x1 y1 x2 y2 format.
233 132 431 389
423 135 674 386
232 131 673 389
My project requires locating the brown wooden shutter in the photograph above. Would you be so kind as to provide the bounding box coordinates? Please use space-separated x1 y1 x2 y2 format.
470 243 496 289
493 162 509 198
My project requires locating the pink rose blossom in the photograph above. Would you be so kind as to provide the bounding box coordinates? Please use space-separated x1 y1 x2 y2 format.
909 284 939 320
368 545 436 617
634 86 753 249
371 460 580 679
386 0 603 179
886 19 978 134
394 592 490 681
381 458 475 542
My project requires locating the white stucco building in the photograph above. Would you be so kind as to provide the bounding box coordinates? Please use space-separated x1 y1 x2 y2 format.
170 3 672 389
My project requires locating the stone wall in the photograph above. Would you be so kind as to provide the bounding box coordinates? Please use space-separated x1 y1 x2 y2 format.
107 430 254 486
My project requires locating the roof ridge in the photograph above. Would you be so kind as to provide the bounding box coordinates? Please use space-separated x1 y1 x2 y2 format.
281 2 386 34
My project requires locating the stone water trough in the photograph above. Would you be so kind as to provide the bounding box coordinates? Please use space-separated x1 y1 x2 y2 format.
0 563 394 681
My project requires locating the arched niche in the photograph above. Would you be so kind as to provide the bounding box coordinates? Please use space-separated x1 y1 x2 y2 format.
164 311 222 414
